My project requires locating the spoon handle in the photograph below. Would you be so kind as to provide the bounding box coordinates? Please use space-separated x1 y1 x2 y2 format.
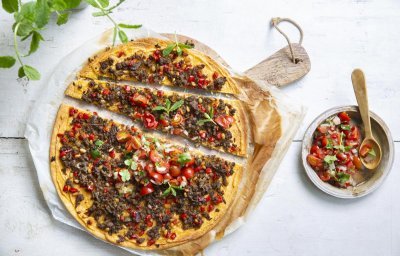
351 69 372 138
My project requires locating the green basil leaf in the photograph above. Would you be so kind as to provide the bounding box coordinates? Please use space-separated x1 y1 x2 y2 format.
91 149 101 159
21 32 33 41
14 2 36 23
124 159 132 166
26 31 44 56
118 29 128 43
177 152 191 165
210 107 214 118
204 113 211 120
162 187 171 197
2 0 18 13
86 0 109 8
165 99 171 110
176 46 182 56
368 148 376 157
171 185 183 190
22 65 40 80
65 0 81 9
337 172 350 184
35 0 50 28
95 139 104 147
171 187 176 196
118 23 142 29
323 155 337 165
178 43 193 49
340 124 351 131
92 10 108 16
120 169 131 182
152 106 167 112
162 43 175 57
18 66 25 78
56 12 70 25
169 99 184 112
0 56 16 68
15 21 34 37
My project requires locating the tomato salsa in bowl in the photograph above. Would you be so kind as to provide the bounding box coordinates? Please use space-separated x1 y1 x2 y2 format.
302 106 394 198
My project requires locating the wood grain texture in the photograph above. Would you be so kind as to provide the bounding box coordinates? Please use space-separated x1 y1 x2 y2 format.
245 43 311 87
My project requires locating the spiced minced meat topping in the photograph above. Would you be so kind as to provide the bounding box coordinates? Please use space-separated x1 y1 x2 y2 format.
78 80 238 154
94 43 228 92
55 107 235 246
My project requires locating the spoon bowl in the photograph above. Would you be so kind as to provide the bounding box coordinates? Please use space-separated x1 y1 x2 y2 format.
351 69 382 169
359 138 382 169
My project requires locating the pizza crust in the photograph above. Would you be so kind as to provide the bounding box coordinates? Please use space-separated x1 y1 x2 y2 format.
78 38 240 95
65 79 248 157
50 104 243 250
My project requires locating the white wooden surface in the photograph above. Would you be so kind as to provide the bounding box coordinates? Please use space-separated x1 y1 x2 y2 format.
0 0 399 255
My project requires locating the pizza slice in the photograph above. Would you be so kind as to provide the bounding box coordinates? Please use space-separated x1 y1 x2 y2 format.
50 104 242 250
65 79 248 156
78 38 240 95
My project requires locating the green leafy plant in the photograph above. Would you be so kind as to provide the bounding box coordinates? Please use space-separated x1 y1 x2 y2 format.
162 182 183 197
162 33 193 57
0 0 141 81
152 99 184 115
196 107 216 126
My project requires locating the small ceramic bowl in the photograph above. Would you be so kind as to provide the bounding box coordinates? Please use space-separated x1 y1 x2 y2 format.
302 106 394 198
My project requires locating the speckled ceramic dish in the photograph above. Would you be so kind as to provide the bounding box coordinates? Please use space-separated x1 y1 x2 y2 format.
302 106 394 198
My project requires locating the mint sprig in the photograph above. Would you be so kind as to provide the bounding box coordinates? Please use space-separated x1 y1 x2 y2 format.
153 99 184 115
162 182 184 197
87 0 141 46
0 0 141 81
197 107 216 126
162 33 193 57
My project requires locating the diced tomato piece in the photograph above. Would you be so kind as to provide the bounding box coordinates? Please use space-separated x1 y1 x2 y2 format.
125 136 142 151
142 112 158 129
338 112 351 123
360 144 372 157
336 152 348 162
215 115 235 129
317 125 329 134
140 184 154 196
129 93 149 107
171 113 184 127
149 150 161 163
347 126 360 140
321 136 329 147
182 167 194 179
307 154 323 169
116 131 131 143
353 156 363 170
102 88 110 95
318 171 331 181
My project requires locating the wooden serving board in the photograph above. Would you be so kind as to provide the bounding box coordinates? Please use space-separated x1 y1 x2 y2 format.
162 33 311 86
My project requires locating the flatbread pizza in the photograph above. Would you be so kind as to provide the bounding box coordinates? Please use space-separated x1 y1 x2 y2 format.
65 79 247 156
78 38 240 95
50 104 242 250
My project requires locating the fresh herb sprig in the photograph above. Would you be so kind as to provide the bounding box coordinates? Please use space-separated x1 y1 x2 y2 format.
162 182 183 197
0 0 141 81
162 33 193 57
87 0 141 46
197 107 216 126
152 99 184 115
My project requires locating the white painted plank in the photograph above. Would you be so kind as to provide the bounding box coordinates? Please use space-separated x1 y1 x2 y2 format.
1 139 399 255
0 0 400 140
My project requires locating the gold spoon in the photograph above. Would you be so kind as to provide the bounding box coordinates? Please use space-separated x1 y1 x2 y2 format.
351 69 382 169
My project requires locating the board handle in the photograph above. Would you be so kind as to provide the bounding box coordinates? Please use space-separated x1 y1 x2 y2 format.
271 17 304 64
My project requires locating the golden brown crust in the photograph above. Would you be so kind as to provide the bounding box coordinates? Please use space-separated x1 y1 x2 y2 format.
77 37 240 95
65 79 248 157
50 104 243 250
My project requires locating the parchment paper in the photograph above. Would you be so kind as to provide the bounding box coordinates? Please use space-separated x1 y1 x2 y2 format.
25 26 305 255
